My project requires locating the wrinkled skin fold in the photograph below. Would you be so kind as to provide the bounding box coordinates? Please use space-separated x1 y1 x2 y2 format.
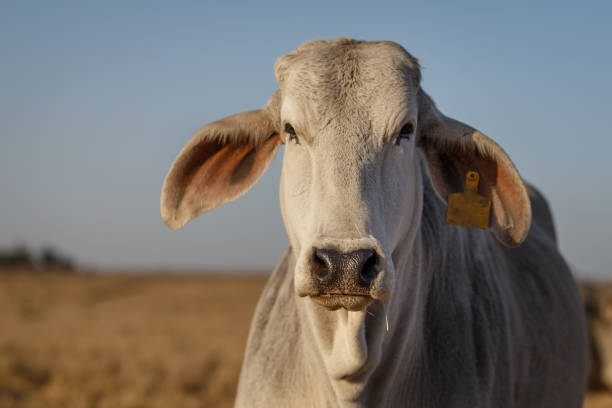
160 39 588 407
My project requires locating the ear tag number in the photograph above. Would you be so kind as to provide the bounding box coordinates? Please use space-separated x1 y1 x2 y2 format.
445 171 491 229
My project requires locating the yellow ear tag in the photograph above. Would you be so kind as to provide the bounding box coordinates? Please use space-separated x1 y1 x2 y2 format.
445 171 491 229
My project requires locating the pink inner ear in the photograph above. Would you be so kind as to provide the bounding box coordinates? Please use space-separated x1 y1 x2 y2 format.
181 142 254 210
179 134 281 216
493 159 531 232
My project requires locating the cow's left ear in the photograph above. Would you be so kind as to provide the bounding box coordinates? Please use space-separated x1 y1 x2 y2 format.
416 89 531 247
161 92 282 230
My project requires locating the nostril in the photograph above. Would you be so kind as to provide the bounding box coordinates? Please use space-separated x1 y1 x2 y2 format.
359 251 378 286
313 249 332 283
313 250 326 264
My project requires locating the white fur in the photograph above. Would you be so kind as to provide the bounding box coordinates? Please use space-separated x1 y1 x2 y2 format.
160 39 588 407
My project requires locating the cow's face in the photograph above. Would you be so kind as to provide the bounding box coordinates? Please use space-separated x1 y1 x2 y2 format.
274 40 423 310
160 39 531 312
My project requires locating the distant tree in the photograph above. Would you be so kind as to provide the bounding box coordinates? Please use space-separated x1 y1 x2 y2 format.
0 245 33 268
39 246 74 270
0 245 75 271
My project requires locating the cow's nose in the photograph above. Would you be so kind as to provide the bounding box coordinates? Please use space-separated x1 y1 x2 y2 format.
313 248 378 286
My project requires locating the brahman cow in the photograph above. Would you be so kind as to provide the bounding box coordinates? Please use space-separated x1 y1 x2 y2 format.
161 39 588 407
582 281 612 391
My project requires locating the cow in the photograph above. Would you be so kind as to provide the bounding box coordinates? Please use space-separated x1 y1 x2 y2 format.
160 39 588 407
581 281 612 391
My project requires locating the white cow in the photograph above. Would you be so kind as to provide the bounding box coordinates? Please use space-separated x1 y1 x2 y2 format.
161 39 588 407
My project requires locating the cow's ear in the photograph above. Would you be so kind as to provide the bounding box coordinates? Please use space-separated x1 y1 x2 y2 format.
416 89 531 247
161 93 282 230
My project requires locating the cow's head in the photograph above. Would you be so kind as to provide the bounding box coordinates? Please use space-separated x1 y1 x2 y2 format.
161 39 531 311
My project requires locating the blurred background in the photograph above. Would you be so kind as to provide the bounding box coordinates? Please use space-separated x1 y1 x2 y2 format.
1 1 611 407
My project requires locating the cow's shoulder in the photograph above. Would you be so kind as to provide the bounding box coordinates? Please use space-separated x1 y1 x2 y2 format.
235 248 312 406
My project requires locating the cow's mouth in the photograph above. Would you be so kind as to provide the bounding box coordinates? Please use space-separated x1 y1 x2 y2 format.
311 294 374 311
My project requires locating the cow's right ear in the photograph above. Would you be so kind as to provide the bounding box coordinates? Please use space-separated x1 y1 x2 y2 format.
161 93 282 230
416 89 531 247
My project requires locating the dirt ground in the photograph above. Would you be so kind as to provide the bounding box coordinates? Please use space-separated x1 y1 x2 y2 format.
0 271 609 408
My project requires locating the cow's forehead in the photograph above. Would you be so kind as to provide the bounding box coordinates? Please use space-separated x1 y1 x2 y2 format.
275 39 421 86
275 39 420 129
275 39 421 132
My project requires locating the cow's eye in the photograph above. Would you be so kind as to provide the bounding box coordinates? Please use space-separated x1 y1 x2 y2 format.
396 122 414 145
284 123 299 144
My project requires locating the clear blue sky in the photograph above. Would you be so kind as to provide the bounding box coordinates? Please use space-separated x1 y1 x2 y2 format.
1 1 611 278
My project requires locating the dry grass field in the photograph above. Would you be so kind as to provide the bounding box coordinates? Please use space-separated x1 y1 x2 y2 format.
0 270 609 408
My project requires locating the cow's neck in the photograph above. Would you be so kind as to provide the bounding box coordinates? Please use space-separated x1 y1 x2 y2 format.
295 240 429 406
294 169 451 407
